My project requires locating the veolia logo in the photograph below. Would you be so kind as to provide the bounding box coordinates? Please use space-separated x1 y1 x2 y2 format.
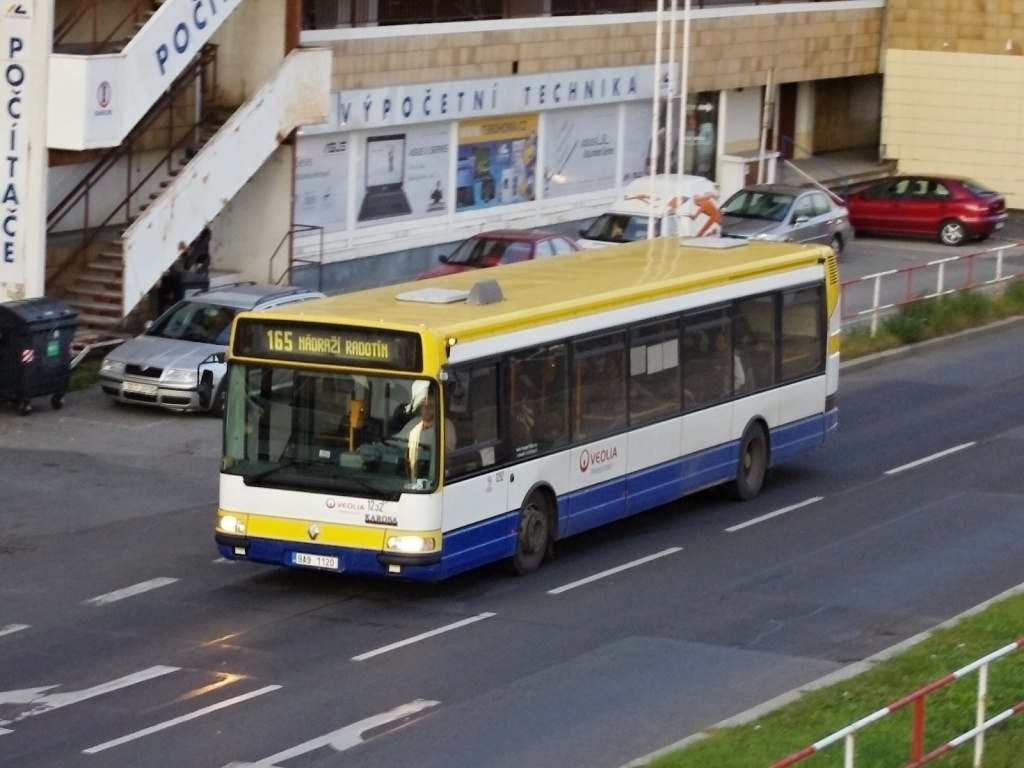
579 446 618 473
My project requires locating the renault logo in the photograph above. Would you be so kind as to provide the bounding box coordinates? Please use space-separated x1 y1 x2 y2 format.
308 524 320 541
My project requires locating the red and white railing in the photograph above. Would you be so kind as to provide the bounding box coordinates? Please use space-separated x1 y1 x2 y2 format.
840 242 1024 335
768 637 1024 768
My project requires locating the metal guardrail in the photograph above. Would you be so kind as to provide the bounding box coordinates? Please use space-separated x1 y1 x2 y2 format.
839 242 1024 336
769 637 1024 768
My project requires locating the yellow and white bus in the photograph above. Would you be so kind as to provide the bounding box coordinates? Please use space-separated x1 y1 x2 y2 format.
216 236 840 580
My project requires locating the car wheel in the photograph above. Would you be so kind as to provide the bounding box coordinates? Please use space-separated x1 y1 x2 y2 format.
939 219 968 246
508 491 553 575
731 422 768 501
210 382 226 418
829 234 843 254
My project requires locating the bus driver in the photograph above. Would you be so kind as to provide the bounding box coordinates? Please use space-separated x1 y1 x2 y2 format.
394 387 457 482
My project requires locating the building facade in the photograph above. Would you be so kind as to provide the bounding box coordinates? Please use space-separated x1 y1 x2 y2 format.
3 1 896 329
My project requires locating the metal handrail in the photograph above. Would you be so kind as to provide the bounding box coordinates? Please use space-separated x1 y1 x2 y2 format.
268 225 325 290
54 0 156 53
840 242 1024 336
47 46 219 288
780 135 852 201
769 637 1024 768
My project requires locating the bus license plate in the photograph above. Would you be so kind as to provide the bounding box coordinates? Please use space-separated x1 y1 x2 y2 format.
292 552 339 570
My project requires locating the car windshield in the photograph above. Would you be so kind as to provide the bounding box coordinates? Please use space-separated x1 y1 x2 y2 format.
582 213 658 242
721 190 795 222
222 366 445 496
147 300 238 345
447 236 519 266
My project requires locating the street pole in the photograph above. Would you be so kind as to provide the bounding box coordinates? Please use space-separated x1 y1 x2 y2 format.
649 0 666 239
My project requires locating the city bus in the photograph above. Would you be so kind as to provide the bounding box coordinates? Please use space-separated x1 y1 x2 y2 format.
215 236 840 580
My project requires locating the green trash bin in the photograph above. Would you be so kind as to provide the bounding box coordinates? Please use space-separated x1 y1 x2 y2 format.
0 297 79 415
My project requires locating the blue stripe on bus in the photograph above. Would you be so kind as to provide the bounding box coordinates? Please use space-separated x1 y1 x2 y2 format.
222 412 832 581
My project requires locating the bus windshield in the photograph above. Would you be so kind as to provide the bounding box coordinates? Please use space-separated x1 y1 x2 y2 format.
222 365 445 497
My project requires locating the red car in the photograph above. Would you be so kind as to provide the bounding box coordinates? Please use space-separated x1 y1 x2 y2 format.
845 174 1007 246
417 229 581 279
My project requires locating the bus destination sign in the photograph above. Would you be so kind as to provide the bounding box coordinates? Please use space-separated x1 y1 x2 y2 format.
233 319 422 371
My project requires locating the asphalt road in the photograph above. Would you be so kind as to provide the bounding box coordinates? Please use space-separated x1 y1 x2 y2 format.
2 253 1024 768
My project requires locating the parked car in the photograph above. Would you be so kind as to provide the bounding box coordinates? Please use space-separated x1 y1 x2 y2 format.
99 282 324 416
577 174 722 249
720 183 854 254
417 228 581 279
845 174 1008 246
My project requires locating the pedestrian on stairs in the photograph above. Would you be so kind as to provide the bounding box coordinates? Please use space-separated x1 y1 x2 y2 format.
187 228 212 274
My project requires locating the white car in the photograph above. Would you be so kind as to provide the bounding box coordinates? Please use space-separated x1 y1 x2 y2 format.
99 283 323 415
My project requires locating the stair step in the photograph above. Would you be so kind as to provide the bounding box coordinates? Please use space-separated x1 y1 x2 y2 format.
79 274 124 289
70 299 123 316
66 286 122 302
88 261 124 274
75 313 125 331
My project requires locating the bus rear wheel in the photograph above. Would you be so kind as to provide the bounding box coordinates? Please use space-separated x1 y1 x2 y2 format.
732 423 768 501
509 492 552 575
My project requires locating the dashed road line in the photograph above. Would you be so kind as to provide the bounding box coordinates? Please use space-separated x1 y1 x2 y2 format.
82 577 179 606
83 685 281 754
884 442 975 476
725 497 823 533
547 547 683 595
352 613 496 661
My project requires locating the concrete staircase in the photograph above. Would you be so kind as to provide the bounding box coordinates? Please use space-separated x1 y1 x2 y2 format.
59 111 231 338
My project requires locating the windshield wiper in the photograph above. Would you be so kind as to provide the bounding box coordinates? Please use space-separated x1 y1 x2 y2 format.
244 457 295 485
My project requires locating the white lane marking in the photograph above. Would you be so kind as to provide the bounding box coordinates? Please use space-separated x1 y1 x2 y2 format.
725 497 824 533
0 624 29 638
83 685 281 754
352 613 495 661
884 442 975 476
225 699 440 766
547 547 683 595
82 577 179 606
0 666 179 728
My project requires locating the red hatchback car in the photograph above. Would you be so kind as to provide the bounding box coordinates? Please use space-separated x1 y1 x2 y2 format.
845 174 1007 246
417 228 581 279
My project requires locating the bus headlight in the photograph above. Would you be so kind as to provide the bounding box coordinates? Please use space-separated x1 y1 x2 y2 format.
218 514 246 534
386 535 436 553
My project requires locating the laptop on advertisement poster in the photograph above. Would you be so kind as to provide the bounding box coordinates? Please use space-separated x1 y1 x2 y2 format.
357 134 413 222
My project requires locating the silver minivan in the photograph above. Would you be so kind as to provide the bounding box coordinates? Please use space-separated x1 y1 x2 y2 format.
99 283 323 415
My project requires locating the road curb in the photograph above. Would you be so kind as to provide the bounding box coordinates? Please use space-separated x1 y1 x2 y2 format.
839 314 1024 372
620 580 1024 767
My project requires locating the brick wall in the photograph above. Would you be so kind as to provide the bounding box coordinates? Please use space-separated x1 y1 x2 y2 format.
324 7 883 92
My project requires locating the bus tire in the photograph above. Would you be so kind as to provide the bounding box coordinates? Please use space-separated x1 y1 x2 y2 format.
509 492 552 575
732 423 768 501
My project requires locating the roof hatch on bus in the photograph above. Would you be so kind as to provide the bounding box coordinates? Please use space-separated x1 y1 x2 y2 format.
684 236 748 249
396 279 504 306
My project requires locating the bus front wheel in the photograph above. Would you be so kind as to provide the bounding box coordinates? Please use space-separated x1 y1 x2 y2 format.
732 423 768 501
510 492 552 575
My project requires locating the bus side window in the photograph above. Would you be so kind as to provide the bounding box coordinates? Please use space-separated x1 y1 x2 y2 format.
572 334 626 440
510 343 569 455
445 363 504 480
780 286 824 381
629 319 681 424
682 310 731 406
735 296 776 392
